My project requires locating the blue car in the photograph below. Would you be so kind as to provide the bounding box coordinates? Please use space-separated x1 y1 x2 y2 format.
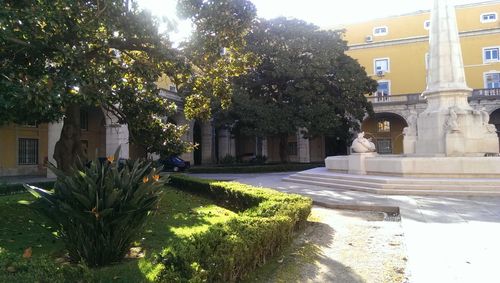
157 156 190 172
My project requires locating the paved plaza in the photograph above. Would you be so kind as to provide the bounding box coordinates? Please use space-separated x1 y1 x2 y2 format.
191 172 500 283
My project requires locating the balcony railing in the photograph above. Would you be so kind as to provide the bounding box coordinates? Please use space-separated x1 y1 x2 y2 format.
368 88 500 105
471 88 500 98
367 93 425 105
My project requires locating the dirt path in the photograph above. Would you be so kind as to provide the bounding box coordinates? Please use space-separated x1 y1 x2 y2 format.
246 207 408 283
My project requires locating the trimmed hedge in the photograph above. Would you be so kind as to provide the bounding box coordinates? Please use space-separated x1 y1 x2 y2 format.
159 174 312 282
0 181 55 196
188 162 324 174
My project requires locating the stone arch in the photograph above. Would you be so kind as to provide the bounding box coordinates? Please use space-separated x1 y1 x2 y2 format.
361 112 408 154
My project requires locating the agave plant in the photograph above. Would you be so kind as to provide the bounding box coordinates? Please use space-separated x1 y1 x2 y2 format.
25 149 165 267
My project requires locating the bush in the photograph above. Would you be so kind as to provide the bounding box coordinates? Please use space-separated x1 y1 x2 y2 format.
0 250 92 283
160 174 312 282
188 162 324 173
219 154 237 165
0 181 55 196
25 152 166 267
250 155 267 164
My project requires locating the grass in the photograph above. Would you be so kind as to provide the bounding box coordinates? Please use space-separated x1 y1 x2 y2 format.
0 194 63 256
0 187 236 282
0 181 55 196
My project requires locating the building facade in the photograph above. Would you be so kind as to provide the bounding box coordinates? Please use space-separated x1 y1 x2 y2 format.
342 1 500 154
5 2 499 177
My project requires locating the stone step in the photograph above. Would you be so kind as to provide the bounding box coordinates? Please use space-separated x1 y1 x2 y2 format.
287 174 500 191
296 171 500 186
282 177 379 194
287 174 386 189
283 172 500 196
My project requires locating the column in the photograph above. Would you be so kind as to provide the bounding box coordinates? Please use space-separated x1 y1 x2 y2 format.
201 121 214 164
218 128 236 159
47 121 63 178
297 129 310 163
262 137 268 158
105 123 129 159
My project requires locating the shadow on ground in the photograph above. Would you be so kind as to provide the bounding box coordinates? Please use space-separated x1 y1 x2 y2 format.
244 220 365 283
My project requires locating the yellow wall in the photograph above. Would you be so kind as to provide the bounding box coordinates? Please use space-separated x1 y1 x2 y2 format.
342 2 500 44
0 123 48 176
0 107 108 176
342 12 430 45
343 2 500 96
347 41 429 94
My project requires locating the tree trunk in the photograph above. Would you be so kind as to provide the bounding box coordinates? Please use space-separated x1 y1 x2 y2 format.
54 104 85 172
278 133 288 163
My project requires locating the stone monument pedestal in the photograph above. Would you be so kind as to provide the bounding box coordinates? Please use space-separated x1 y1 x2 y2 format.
347 153 377 175
288 0 500 197
403 136 417 155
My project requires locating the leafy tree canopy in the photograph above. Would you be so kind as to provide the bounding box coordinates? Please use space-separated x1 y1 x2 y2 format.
176 0 258 120
220 18 377 161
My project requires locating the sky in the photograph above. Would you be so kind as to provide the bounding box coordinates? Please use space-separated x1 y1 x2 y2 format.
138 0 488 44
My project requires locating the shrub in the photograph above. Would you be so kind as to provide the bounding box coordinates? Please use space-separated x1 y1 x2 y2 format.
25 152 166 267
250 155 267 164
161 174 312 282
188 162 324 173
219 154 237 165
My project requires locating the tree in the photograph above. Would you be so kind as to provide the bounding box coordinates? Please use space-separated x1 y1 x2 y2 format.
176 0 258 120
0 0 257 171
226 18 377 162
0 0 191 170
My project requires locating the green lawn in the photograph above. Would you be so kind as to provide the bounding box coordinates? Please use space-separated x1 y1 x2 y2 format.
0 187 236 282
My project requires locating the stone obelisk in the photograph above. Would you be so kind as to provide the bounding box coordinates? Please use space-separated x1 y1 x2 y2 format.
406 0 499 156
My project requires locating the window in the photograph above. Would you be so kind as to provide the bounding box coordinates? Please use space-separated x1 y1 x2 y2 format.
484 47 499 63
481 12 497 23
424 20 431 30
373 26 388 36
287 142 297 156
80 110 88 131
375 81 390 101
378 120 391 132
21 122 37 128
18 138 38 165
377 139 392 154
485 72 500 89
374 58 390 74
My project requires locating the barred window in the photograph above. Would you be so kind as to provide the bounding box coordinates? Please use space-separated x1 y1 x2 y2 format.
377 139 392 154
18 138 39 165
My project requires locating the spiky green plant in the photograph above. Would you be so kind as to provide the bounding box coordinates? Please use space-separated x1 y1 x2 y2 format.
25 150 165 267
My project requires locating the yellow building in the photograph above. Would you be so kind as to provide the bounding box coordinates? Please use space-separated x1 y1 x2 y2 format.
341 1 500 154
